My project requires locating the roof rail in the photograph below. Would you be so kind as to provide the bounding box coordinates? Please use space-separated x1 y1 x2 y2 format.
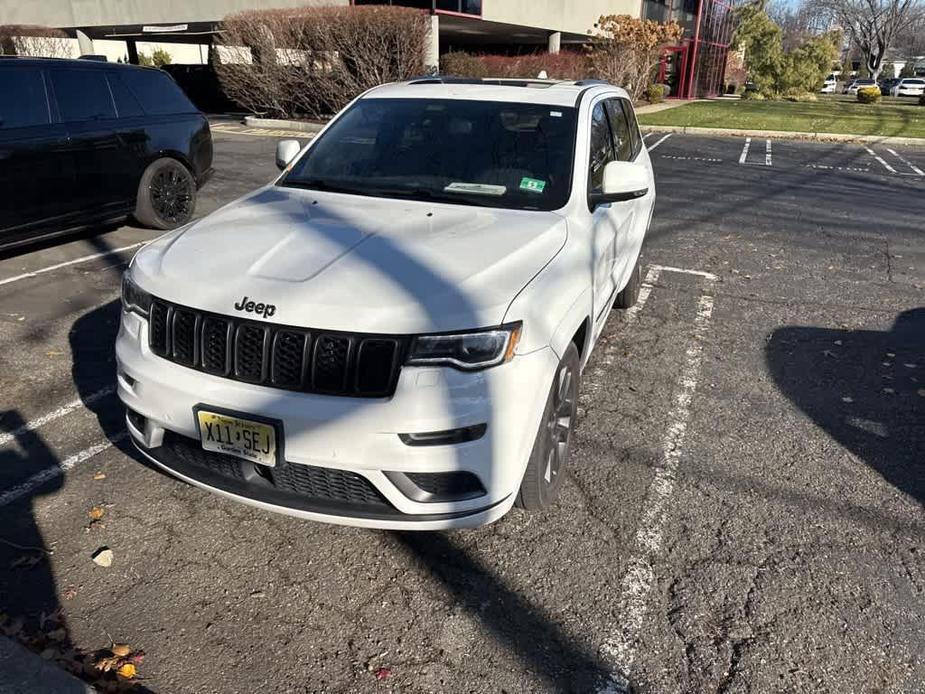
573 79 611 86
408 75 562 88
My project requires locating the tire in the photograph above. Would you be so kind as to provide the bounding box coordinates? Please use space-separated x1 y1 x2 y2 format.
134 158 197 230
516 342 581 511
614 257 642 309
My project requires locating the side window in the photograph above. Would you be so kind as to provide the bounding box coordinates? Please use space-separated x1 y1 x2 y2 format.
588 102 615 193
605 99 633 162
0 67 50 129
121 69 196 115
50 69 116 122
620 100 643 159
107 74 144 118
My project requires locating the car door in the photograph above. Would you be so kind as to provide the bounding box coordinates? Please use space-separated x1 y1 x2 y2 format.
587 100 621 328
48 67 135 217
606 98 655 290
0 65 75 240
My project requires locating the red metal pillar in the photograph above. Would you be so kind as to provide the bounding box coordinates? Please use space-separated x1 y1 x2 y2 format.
686 0 706 98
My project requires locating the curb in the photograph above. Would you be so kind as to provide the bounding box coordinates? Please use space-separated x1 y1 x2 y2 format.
242 116 325 134
639 124 925 146
0 636 95 693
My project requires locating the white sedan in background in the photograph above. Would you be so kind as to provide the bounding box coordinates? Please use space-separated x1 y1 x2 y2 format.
890 78 925 97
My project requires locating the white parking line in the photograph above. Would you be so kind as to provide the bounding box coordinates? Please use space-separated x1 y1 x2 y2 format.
0 433 126 508
0 243 144 288
738 137 751 165
623 265 661 323
642 133 654 141
599 269 717 693
0 387 116 448
765 139 772 166
647 134 672 152
865 147 897 174
885 148 924 176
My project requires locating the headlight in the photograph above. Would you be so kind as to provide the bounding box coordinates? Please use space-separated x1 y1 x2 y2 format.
407 323 522 371
121 273 152 318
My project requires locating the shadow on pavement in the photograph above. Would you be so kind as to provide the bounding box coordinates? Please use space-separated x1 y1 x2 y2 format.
766 307 924 504
394 531 616 691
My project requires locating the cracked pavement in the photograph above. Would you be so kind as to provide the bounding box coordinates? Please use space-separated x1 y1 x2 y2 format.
0 130 922 692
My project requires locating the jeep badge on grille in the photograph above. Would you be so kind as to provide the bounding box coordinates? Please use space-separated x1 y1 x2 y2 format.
234 296 277 318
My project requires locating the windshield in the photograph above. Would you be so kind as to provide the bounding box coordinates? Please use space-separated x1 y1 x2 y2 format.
281 98 577 211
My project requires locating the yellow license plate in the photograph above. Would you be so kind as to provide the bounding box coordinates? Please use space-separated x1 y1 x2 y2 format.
197 411 278 467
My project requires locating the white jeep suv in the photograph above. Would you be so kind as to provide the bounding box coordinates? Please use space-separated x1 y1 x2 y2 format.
117 78 655 529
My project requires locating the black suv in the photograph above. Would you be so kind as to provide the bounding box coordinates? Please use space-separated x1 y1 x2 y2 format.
0 57 213 250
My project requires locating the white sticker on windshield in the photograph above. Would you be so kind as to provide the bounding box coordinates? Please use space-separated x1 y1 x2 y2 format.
550 111 563 117
444 182 507 196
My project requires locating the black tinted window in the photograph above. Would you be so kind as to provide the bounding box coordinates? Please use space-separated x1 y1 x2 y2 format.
588 102 615 193
283 98 577 211
0 67 50 128
51 69 115 122
619 100 642 159
107 73 144 117
605 99 633 162
121 69 195 115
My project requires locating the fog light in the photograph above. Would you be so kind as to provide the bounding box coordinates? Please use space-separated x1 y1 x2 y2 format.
398 423 487 447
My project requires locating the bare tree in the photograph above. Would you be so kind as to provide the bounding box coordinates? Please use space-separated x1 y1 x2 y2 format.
0 25 73 57
820 0 924 79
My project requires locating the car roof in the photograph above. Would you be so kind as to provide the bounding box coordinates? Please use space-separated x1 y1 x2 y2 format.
364 78 628 108
0 56 159 72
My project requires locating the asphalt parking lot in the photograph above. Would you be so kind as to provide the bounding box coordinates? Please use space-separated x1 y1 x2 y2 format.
1 124 922 693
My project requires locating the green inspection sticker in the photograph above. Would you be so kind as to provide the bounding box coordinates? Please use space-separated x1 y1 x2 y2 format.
519 177 546 194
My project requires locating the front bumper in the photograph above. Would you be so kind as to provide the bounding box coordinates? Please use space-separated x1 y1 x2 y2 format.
116 311 557 530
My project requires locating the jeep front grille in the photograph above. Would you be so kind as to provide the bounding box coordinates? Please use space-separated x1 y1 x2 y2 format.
148 299 405 397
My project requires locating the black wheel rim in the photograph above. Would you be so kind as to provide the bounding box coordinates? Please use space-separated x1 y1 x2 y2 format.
150 167 192 224
544 361 576 484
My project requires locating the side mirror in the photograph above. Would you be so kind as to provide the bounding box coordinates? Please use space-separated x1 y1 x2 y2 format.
589 160 650 209
275 139 302 170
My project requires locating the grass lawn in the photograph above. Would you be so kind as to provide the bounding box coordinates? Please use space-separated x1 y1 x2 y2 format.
638 95 925 138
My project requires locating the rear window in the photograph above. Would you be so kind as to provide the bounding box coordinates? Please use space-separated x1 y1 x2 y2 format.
0 67 50 128
120 69 196 115
903 79 924 85
51 69 116 122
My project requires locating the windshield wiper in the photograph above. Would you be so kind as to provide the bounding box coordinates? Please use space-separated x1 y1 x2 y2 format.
365 186 484 207
281 178 365 195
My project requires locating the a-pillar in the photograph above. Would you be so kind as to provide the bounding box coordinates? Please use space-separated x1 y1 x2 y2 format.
547 31 561 54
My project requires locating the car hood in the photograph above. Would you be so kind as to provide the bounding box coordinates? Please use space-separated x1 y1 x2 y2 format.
132 186 568 334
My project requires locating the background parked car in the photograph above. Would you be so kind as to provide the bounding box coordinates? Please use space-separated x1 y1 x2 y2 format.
844 79 877 95
0 56 213 251
890 78 925 97
820 78 837 94
878 78 900 95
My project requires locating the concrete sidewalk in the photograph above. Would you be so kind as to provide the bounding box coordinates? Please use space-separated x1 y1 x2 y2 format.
0 637 94 694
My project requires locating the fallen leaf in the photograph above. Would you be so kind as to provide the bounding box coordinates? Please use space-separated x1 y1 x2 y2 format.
91 548 113 568
374 667 392 681
62 586 78 600
111 644 131 657
88 506 105 521
93 472 106 481
129 651 145 665
95 655 120 672
116 662 136 679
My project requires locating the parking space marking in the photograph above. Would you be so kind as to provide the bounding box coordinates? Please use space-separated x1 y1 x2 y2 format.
0 243 144 288
885 148 924 176
599 268 717 692
647 134 672 152
642 133 654 141
865 146 897 174
210 124 314 139
0 433 126 508
658 155 723 163
738 137 751 165
765 139 772 166
805 164 872 173
0 387 115 448
623 265 661 323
